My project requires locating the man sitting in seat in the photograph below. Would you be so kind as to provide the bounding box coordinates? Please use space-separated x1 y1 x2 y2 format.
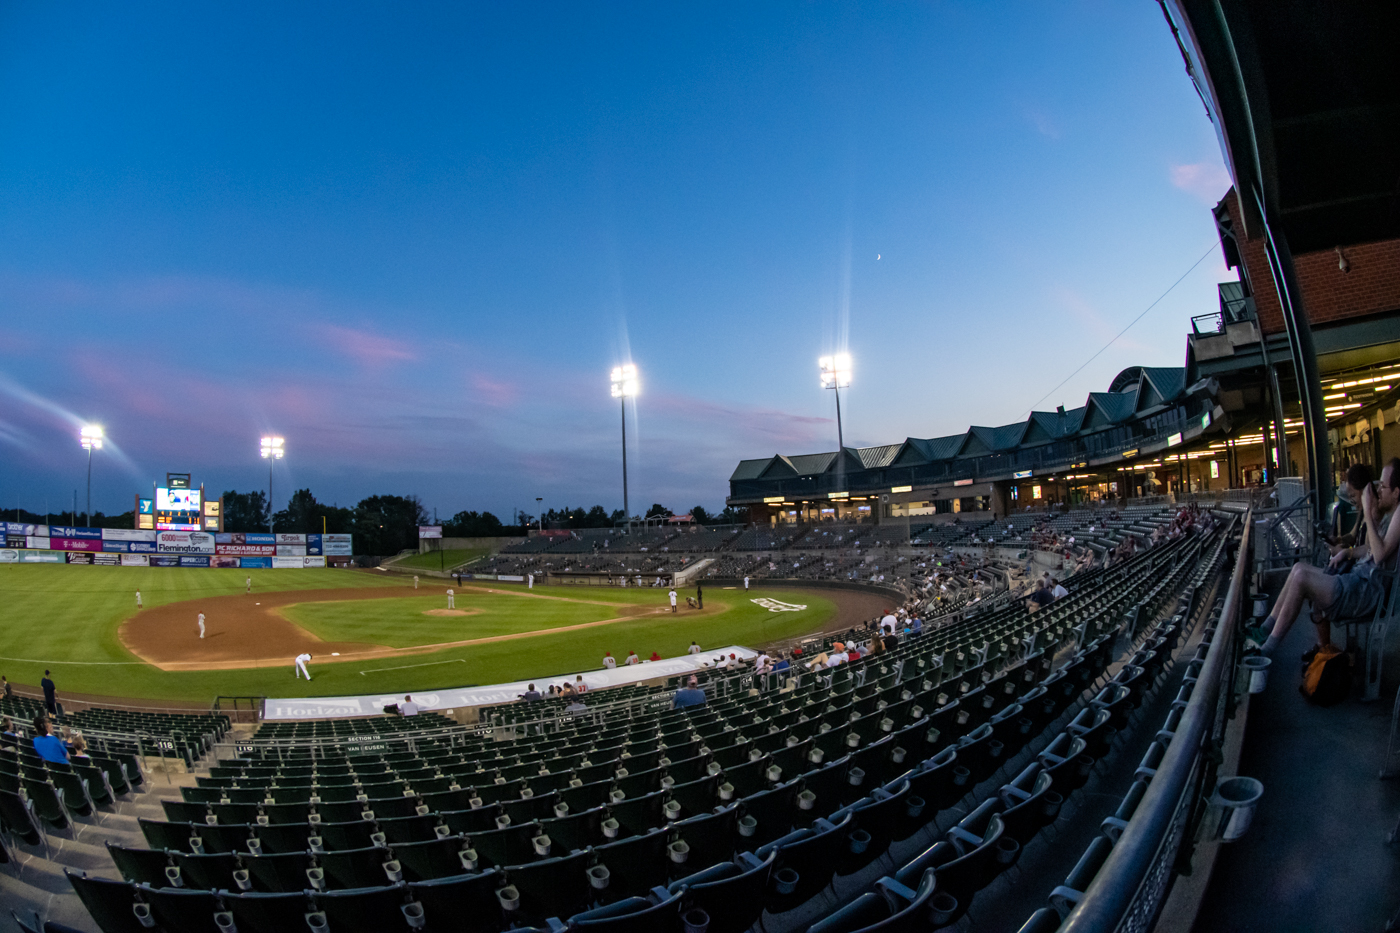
1255 459 1400 659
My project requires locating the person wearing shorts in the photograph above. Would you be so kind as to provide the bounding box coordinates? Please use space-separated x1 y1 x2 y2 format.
1255 459 1400 660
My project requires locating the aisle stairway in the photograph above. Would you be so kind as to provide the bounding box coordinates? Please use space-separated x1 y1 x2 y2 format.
2 769 193 933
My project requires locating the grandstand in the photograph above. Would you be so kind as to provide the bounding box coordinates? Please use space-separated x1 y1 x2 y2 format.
0 509 1240 932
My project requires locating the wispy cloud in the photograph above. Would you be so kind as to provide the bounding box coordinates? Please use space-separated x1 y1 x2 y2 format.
1026 109 1061 140
315 324 417 367
1169 161 1231 205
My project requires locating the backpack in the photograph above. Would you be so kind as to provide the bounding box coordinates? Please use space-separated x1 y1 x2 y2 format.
1300 645 1351 706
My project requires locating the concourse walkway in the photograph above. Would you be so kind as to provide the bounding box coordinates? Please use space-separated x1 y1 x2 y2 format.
1194 601 1400 933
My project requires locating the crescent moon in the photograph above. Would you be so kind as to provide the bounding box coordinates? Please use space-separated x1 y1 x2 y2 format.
876 254 881 260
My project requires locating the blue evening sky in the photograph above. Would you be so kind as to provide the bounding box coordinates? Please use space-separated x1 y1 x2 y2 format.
0 2 1232 520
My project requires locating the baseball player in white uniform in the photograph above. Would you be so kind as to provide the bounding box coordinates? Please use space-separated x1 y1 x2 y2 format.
743 576 750 590
198 613 205 638
669 589 678 613
294 652 312 680
446 589 455 609
245 576 252 593
414 575 419 590
135 591 142 608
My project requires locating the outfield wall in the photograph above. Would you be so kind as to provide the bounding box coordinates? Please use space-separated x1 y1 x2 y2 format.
0 523 352 568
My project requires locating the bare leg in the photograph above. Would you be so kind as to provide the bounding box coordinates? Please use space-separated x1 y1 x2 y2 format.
1262 562 1337 655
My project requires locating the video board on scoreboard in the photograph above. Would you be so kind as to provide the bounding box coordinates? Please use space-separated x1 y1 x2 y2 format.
155 487 202 531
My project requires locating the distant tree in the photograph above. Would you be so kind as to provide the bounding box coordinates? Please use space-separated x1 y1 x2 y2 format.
270 488 355 535
354 494 429 556
715 505 745 525
445 510 508 537
222 490 269 532
645 503 673 519
610 509 628 525
690 506 712 525
584 505 611 528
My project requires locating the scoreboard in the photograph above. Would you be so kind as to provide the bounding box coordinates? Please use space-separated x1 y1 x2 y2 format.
137 474 223 532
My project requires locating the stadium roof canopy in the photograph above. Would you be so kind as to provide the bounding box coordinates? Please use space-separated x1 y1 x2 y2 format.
729 366 1224 503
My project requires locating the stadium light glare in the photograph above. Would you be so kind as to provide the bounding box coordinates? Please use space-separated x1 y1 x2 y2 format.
80 425 104 526
610 364 638 525
260 436 285 533
819 354 852 452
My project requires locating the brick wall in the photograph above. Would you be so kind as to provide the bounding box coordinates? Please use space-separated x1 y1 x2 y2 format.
1222 188 1400 334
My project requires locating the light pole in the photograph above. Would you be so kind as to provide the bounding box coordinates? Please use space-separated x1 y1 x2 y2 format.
80 425 103 526
610 364 639 526
819 354 852 451
260 436 284 533
535 497 543 533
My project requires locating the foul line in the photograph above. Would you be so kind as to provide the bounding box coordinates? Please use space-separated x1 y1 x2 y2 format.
360 659 468 676
0 656 146 666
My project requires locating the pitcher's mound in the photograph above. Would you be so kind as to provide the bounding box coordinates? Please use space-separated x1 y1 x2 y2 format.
422 608 481 617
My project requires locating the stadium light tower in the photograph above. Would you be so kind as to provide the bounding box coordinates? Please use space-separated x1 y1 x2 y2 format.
260 436 285 533
610 364 639 525
819 354 852 451
79 425 103 526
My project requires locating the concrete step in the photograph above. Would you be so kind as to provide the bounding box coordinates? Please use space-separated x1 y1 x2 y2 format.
5 844 120 894
13 833 115 873
0 873 100 933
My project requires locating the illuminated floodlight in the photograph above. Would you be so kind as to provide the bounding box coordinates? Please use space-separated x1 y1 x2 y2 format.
819 354 852 390
80 425 104 450
610 364 640 398
260 436 285 459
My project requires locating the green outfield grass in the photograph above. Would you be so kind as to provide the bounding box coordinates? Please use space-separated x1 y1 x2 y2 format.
0 564 834 702
391 548 491 572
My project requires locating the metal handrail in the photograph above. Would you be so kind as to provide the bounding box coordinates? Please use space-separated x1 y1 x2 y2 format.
1061 507 1249 933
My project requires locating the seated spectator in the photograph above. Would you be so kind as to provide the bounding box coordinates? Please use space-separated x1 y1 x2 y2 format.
561 681 576 698
565 699 588 712
32 716 68 764
1051 578 1068 600
772 654 790 672
673 685 707 709
1255 459 1400 658
519 683 542 701
648 651 662 661
910 616 923 635
70 735 90 760
401 695 421 716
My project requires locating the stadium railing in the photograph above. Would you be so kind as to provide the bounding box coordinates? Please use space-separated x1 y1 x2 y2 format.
1059 508 1248 933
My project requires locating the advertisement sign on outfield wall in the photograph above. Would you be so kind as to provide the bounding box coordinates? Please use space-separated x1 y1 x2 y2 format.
66 552 94 564
93 553 120 565
323 541 353 556
26 536 50 550
303 556 326 567
0 549 16 563
211 556 241 568
3 523 47 537
306 534 322 555
21 550 61 563
156 531 216 554
272 556 303 569
101 541 159 553
276 533 306 545
49 525 103 539
240 557 272 568
121 554 150 566
150 555 181 567
180 556 211 568
215 532 278 545
276 546 307 557
102 529 157 542
215 545 276 556
52 538 103 552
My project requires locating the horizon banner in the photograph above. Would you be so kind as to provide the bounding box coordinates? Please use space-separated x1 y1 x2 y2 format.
21 550 62 563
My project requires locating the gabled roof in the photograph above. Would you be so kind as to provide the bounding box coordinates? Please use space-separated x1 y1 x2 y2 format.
1141 368 1186 404
854 444 902 469
1083 390 1139 430
785 452 838 476
730 458 771 481
895 434 966 464
1023 409 1083 445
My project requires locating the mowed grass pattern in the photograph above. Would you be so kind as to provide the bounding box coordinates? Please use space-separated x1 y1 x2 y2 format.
391 548 491 572
0 565 833 702
282 590 630 647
